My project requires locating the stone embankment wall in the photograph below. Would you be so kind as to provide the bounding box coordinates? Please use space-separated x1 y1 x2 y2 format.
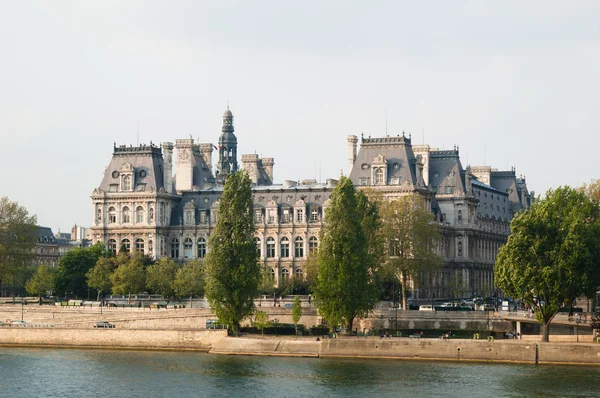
0 328 227 350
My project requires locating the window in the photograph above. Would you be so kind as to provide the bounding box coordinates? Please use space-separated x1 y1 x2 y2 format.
107 239 117 255
197 238 207 258
310 207 319 222
199 211 207 224
122 206 130 223
254 209 263 223
280 237 290 258
375 168 384 184
185 211 194 225
149 208 154 222
135 238 144 252
309 236 318 254
121 239 131 254
281 268 290 280
282 208 291 223
184 238 193 258
268 268 275 279
123 175 132 191
295 268 303 278
296 208 304 222
295 237 304 258
136 206 144 223
108 207 116 224
268 209 275 224
445 187 453 194
359 177 369 186
255 238 261 258
266 237 275 258
109 184 118 192
170 238 179 258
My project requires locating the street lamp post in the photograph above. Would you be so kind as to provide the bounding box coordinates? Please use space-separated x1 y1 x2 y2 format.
273 318 279 336
21 297 24 321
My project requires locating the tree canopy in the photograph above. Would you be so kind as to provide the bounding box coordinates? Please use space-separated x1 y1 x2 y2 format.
25 265 55 297
146 257 178 298
55 243 109 298
0 197 37 289
495 186 600 342
379 194 442 310
110 252 146 296
204 170 260 334
313 176 380 334
173 259 204 305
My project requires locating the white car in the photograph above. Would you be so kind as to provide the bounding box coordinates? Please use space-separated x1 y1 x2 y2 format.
419 305 435 311
479 304 495 311
11 320 27 326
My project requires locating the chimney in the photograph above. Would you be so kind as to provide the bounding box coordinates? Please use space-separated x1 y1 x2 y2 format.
175 138 194 192
347 135 358 175
242 154 260 184
261 158 274 183
161 142 174 193
198 143 213 171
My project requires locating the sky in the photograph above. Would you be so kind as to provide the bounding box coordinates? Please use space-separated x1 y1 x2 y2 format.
1 0 599 234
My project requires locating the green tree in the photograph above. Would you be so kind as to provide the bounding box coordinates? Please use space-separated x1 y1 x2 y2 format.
204 170 260 335
146 257 179 298
495 186 600 342
313 176 379 334
55 243 109 298
110 253 146 299
253 310 270 335
86 256 117 300
580 179 600 311
25 265 55 298
379 194 442 310
258 266 275 296
0 197 37 291
292 295 302 331
173 259 205 307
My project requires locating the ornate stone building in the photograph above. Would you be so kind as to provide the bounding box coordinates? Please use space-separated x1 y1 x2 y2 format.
91 109 532 299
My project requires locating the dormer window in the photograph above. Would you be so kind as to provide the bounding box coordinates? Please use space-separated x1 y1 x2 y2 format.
374 168 385 184
296 208 304 222
122 175 132 191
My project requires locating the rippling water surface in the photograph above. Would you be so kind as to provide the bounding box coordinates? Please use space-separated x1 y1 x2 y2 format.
1 347 599 397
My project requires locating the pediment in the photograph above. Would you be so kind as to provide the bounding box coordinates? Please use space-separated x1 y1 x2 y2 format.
372 154 386 165
294 199 306 207
120 162 134 172
266 200 278 207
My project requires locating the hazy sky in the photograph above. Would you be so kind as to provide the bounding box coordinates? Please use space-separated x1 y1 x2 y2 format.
1 1 599 234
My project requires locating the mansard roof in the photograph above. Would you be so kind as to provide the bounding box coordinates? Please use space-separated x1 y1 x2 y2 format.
428 150 466 194
349 135 417 186
98 144 165 193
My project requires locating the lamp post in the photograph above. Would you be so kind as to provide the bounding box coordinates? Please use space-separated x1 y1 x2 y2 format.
273 318 279 336
21 297 24 321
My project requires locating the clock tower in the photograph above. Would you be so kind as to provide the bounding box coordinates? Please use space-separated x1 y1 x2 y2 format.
216 106 238 184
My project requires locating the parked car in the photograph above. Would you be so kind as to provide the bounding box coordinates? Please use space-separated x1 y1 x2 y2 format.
11 320 27 326
419 305 435 311
479 304 495 311
94 321 115 328
283 303 293 309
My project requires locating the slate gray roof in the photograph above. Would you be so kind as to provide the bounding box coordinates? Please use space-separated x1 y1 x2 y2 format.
98 144 165 192
428 150 465 194
349 135 417 186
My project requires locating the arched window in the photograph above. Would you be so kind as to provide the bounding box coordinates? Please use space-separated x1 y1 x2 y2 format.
121 239 131 253
280 237 290 258
309 236 318 254
107 239 117 255
197 238 206 258
266 237 275 258
135 238 144 253
108 207 116 224
295 237 304 258
136 206 144 223
149 207 154 222
295 268 303 278
184 238 193 258
123 175 132 191
255 237 261 258
122 206 130 223
170 238 179 259
375 168 384 184
281 268 290 280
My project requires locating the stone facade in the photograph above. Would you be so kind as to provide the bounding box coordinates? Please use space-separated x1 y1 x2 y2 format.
91 109 532 299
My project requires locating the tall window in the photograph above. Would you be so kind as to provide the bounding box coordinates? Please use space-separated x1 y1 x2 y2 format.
375 168 384 184
309 236 318 254
295 237 304 258
266 237 275 258
185 211 194 225
197 238 207 258
282 208 291 223
296 208 304 222
135 238 144 253
254 209 263 223
280 237 290 258
199 211 207 224
136 206 144 223
281 268 290 280
121 239 131 253
123 175 132 191
108 207 116 224
268 209 275 224
107 239 117 255
310 207 319 222
255 238 261 258
122 206 130 223
183 238 193 258
295 268 303 278
170 238 179 258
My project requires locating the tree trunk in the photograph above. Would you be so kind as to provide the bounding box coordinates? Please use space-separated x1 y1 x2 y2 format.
189 295 193 308
401 276 408 310
346 316 355 336
541 322 550 342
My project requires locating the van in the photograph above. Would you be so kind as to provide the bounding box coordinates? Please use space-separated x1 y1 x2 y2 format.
419 305 434 311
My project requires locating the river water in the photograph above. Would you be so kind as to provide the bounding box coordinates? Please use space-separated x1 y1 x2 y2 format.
0 347 598 397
